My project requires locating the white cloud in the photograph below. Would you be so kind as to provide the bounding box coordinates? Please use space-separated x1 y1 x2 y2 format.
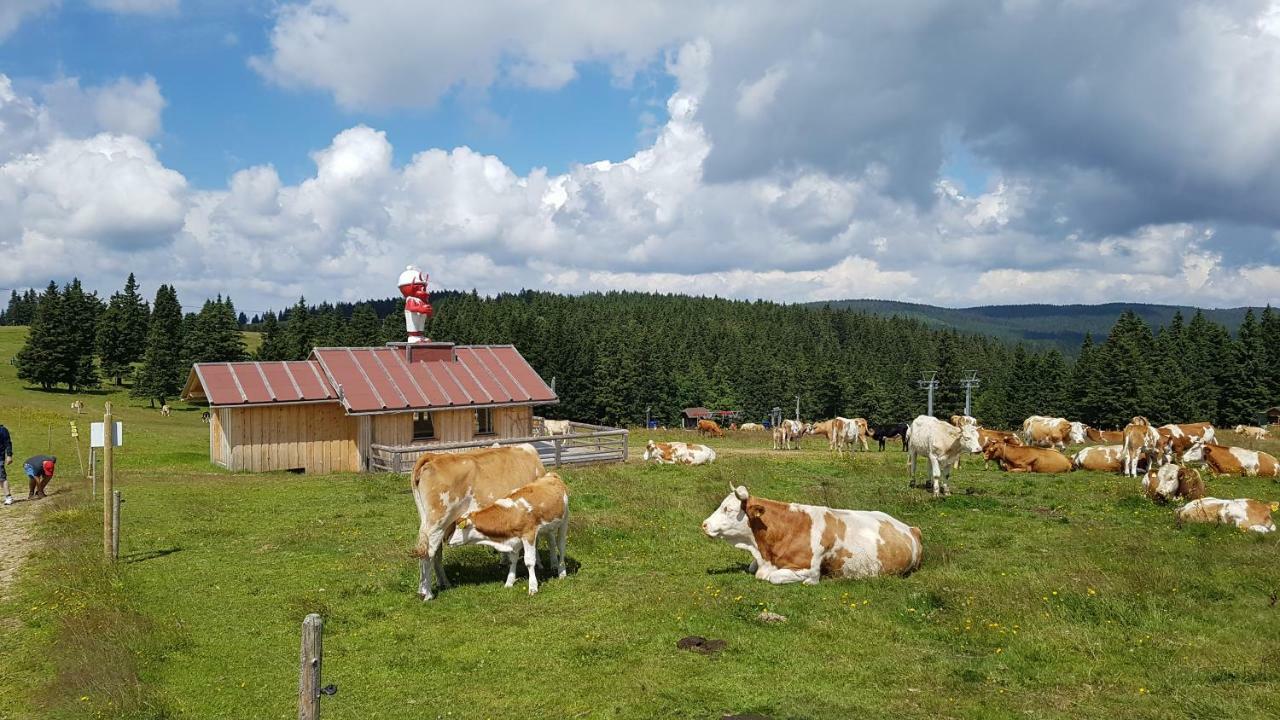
735 65 787 120
3 40 1280 315
0 0 56 42
41 76 165 140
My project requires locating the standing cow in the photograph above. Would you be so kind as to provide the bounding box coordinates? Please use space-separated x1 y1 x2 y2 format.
448 472 569 595
696 419 724 437
411 444 545 600
908 415 982 497
1122 416 1161 478
1020 416 1086 449
773 419 807 450
871 423 909 451
701 485 923 584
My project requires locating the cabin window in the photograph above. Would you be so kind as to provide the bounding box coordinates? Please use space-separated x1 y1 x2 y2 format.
413 411 435 441
475 407 495 436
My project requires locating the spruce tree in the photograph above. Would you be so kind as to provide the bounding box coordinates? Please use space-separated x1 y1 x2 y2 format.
255 311 290 360
281 297 314 359
13 282 69 390
61 279 102 390
346 303 383 346
97 274 150 385
184 296 247 364
1259 306 1280 404
1218 309 1269 424
133 285 186 407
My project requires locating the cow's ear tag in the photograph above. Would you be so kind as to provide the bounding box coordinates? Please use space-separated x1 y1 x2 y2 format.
1270 502 1278 512
456 518 471 529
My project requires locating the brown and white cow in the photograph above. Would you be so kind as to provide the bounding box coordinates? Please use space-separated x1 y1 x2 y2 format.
1072 444 1125 472
810 419 848 454
448 472 569 595
701 485 923 584
1122 416 1162 477
1142 464 1205 504
1021 416 1086 449
696 419 725 437
971 427 1020 468
1176 497 1276 533
1181 439 1279 477
410 444 545 600
983 439 1073 473
842 417 871 452
773 419 807 450
1085 426 1124 444
1233 425 1270 441
908 415 982 497
642 440 716 465
739 423 765 432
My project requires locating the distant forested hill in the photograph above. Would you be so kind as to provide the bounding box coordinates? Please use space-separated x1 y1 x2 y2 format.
810 300 1259 353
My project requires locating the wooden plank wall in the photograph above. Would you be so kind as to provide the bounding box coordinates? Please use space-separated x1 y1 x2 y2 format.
210 408 227 467
495 406 532 438
369 406 534 448
372 414 412 446
225 402 358 473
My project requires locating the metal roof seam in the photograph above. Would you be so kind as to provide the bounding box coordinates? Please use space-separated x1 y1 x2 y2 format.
483 346 527 400
368 350 410 409
343 348 389 410
226 363 249 403
438 362 476 404
254 362 278 402
388 349 433 406
463 347 514 402
281 362 305 398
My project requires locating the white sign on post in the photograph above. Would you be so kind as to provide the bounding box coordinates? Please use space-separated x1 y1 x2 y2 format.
90 421 123 449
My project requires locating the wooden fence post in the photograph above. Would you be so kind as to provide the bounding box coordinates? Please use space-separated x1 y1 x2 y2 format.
111 491 121 561
102 402 113 559
553 438 563 467
298 613 322 720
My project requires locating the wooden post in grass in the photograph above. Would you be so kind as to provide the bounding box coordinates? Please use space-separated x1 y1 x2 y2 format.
103 402 113 559
298 613 323 720
111 491 121 561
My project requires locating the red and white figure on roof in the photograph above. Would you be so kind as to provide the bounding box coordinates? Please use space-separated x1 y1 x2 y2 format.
398 265 433 343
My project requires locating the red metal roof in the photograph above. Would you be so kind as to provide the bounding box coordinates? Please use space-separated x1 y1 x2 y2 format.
182 361 337 406
184 344 557 414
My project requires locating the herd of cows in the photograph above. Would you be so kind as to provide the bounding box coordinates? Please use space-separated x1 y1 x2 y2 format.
405 414 1276 599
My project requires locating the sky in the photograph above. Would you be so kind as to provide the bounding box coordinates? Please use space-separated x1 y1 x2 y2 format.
1 1 1279 315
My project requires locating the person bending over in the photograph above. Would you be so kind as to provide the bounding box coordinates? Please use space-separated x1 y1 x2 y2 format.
23 455 56 500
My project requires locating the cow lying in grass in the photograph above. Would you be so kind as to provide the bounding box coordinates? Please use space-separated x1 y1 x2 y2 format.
1182 439 1279 477
1176 498 1276 534
449 472 569 595
642 440 715 465
982 438 1073 473
701 485 922 584
1142 464 1205 504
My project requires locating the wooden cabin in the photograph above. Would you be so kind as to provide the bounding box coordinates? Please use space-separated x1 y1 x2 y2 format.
181 342 558 473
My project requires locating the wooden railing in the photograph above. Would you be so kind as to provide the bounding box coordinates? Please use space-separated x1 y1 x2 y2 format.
368 420 628 473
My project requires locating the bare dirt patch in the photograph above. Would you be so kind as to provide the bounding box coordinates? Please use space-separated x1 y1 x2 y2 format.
0 496 43 600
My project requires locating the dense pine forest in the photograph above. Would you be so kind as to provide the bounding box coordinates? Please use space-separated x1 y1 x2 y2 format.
4 280 1278 429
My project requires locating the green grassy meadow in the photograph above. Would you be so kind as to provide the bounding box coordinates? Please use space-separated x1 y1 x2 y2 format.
1 326 1279 719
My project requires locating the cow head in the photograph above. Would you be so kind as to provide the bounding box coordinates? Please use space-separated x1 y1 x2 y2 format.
642 440 657 461
958 424 982 453
981 437 1005 460
448 516 518 553
1068 422 1086 444
702 485 753 546
1181 438 1205 463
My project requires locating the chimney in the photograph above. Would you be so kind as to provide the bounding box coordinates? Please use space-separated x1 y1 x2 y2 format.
387 341 456 363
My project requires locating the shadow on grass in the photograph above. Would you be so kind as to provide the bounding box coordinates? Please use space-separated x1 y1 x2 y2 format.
705 562 753 576
436 551 584 590
123 546 182 564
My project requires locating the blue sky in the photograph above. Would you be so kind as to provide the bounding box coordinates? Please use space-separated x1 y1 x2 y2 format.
0 1 673 187
0 1 1277 311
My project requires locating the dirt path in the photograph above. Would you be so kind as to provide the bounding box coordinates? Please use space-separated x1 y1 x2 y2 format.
0 496 43 600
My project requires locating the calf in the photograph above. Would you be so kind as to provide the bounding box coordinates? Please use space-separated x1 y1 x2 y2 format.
411 444 545 600
642 440 716 465
696 419 725 437
449 473 569 595
1176 498 1276 534
160 404 171 417
983 439 1073 473
871 423 908 451
1142 464 1205 504
701 486 922 584
773 419 807 450
908 415 982 497
1182 440 1279 477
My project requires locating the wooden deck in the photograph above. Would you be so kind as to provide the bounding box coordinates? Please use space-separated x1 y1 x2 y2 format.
368 420 628 473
